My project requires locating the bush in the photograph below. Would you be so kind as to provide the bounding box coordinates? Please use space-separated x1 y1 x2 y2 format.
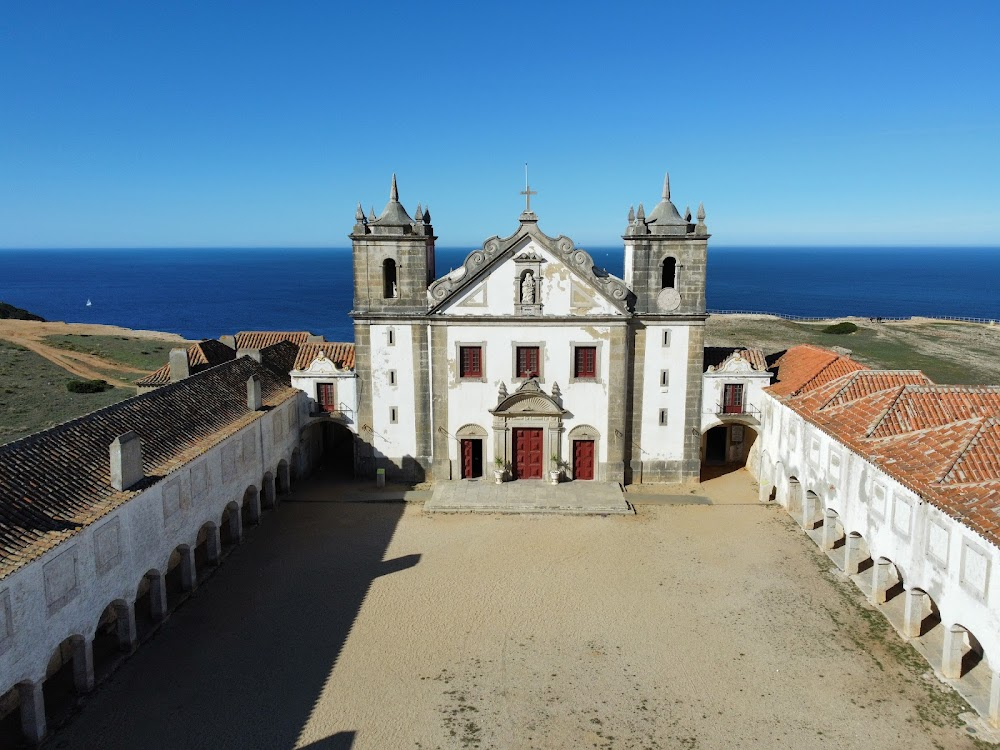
822 321 858 335
66 379 112 393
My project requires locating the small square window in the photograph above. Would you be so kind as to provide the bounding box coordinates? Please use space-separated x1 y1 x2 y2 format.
662 330 671 347
659 408 669 426
573 346 597 379
460 346 483 379
516 346 540 379
388 370 397 386
660 370 669 388
389 407 398 424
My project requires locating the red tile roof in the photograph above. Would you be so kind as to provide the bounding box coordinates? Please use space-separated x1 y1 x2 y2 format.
770 345 1000 547
703 346 768 373
135 340 236 387
235 331 314 350
293 342 356 371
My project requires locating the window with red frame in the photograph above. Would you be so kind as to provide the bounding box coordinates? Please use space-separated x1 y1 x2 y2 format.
574 346 597 378
318 383 337 412
459 346 483 378
516 346 540 378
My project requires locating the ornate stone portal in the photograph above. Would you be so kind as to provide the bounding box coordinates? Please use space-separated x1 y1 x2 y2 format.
491 379 566 477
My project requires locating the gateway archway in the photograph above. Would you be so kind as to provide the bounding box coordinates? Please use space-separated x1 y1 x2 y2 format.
700 423 758 480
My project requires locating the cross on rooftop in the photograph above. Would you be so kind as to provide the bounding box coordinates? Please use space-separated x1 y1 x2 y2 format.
520 163 537 212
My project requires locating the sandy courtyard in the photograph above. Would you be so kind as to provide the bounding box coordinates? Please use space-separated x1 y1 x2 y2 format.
50 474 983 750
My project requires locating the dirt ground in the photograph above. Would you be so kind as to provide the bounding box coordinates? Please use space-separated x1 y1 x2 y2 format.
0 319 187 387
47 470 988 750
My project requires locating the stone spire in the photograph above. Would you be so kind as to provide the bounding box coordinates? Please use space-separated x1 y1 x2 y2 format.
390 172 399 201
684 205 692 223
423 204 431 223
636 203 645 221
695 202 708 236
372 173 413 226
355 202 365 223
415 202 424 222
628 205 635 223
663 172 671 200
368 206 376 223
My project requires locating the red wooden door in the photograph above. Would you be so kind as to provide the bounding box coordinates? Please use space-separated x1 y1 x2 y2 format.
460 439 483 479
723 383 744 414
573 440 595 480
513 428 543 479
461 439 473 479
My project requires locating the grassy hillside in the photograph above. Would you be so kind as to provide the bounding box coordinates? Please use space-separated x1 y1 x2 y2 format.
43 334 181 373
705 316 1000 385
0 341 131 445
0 302 44 321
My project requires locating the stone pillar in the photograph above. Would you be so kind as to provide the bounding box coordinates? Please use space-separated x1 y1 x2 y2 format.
820 511 839 550
179 546 197 591
149 572 167 622
870 559 894 605
989 669 1000 728
206 525 222 563
19 681 46 745
844 534 864 575
230 507 243 544
72 637 95 693
942 626 966 679
902 589 926 639
116 603 138 652
262 475 276 509
247 492 261 525
801 493 817 530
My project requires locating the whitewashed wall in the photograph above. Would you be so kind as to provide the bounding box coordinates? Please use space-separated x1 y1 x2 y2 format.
368 323 417 460
639 324 690 462
0 394 305 696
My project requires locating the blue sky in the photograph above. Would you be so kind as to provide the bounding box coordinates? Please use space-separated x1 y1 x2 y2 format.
1 1 998 248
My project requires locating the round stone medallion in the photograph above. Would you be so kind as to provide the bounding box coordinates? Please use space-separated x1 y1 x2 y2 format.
656 287 681 312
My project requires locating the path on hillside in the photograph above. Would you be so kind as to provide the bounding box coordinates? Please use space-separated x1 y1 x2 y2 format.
0 320 188 389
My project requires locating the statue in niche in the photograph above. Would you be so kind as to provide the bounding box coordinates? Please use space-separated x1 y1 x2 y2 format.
521 272 536 304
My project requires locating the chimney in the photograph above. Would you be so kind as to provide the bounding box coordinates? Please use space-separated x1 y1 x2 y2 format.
247 375 262 411
306 334 325 343
110 432 143 491
168 348 189 382
219 335 236 350
238 348 262 363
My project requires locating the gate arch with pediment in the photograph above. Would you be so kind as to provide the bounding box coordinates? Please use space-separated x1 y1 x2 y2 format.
490 379 566 478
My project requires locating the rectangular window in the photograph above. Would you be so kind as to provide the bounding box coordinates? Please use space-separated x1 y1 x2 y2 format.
660 370 670 388
389 407 398 424
573 346 597 379
662 330 671 347
659 408 669 426
722 383 744 414
317 383 337 412
387 328 395 346
388 369 397 386
459 346 483 378
516 346 540 379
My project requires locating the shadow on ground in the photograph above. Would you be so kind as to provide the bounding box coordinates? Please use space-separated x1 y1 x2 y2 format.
47 468 417 749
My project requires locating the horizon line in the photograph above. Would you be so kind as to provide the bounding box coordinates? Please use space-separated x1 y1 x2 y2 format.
2 243 1000 252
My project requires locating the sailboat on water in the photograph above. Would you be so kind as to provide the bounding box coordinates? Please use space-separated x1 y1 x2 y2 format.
86 299 92 307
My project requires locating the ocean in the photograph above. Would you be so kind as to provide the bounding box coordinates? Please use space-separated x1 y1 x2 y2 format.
1 246 998 342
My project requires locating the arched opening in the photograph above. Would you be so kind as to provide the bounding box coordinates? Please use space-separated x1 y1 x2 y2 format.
0 681 38 746
661 256 677 289
241 486 260 528
942 623 987 682
261 471 276 509
701 424 758 479
40 635 92 730
195 521 221 579
163 545 195 608
220 501 242 548
457 424 488 480
801 490 822 530
785 476 802 514
323 422 356 477
92 600 134 681
382 258 398 299
844 531 873 593
277 459 291 494
568 425 600 482
133 569 166 640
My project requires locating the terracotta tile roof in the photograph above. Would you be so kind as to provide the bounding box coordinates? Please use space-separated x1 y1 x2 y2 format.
767 345 866 397
235 331 315 350
0 358 298 579
772 345 1000 547
135 340 236 387
703 346 768 373
293 342 356 371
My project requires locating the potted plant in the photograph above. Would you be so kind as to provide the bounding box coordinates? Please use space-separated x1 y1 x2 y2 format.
493 456 506 484
549 454 565 485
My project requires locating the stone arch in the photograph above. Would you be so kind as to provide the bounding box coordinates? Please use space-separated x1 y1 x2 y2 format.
820 507 845 552
133 569 167 640
661 255 677 289
871 556 906 605
91 599 136 680
701 424 758 480
903 587 942 639
786 476 802 514
163 544 196 607
195 520 222 574
382 258 398 299
943 623 986 680
567 424 601 481
220 500 242 548
801 489 822 530
261 471 276 509
2 678 45 745
844 531 873 581
241 485 261 527
37 633 94 733
277 459 291 494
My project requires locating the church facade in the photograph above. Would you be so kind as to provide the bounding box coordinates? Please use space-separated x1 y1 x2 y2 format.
349 174 710 485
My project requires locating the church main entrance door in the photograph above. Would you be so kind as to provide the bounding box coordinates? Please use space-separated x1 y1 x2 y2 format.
461 439 483 479
573 440 594 480
513 428 543 479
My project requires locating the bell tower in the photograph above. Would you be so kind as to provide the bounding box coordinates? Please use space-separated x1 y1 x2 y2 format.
624 173 710 484
350 174 436 315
